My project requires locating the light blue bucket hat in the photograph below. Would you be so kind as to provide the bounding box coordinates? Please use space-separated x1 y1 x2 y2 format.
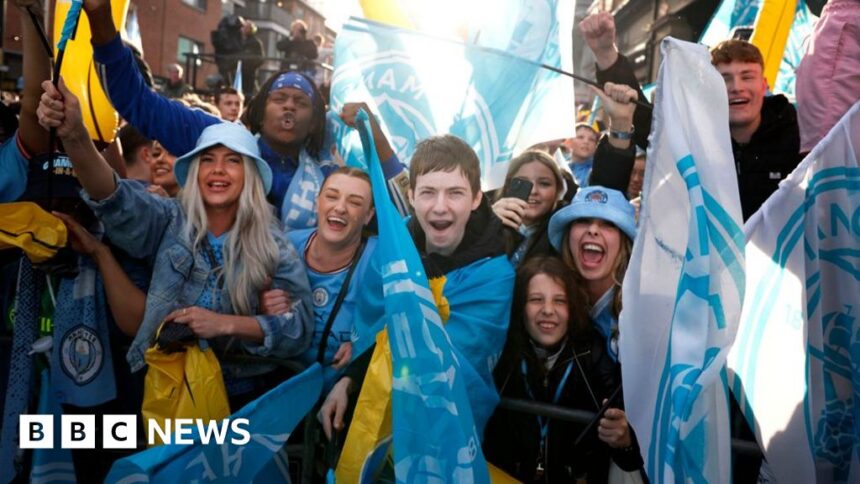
173 122 273 194
548 185 636 251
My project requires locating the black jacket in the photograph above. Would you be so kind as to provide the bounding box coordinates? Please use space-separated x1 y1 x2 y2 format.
277 37 319 72
597 55 802 220
733 94 801 220
595 54 653 151
484 335 643 483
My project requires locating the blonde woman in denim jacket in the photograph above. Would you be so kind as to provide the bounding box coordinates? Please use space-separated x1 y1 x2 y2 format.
38 79 313 406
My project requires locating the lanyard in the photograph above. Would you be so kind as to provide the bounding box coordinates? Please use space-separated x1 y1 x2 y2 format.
520 359 574 440
521 358 574 479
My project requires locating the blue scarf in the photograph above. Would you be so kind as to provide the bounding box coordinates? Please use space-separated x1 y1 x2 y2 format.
50 256 117 407
0 258 45 482
590 286 619 362
280 149 327 229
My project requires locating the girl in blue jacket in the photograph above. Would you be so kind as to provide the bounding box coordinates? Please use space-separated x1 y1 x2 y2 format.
38 79 314 406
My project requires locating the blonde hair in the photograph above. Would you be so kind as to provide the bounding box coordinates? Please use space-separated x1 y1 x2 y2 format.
179 155 279 315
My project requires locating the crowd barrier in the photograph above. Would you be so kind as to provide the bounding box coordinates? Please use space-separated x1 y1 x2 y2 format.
0 335 763 483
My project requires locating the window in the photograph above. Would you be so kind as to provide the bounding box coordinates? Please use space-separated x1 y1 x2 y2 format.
177 36 204 67
181 0 206 10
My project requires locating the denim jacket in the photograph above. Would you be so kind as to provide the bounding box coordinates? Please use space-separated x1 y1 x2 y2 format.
83 179 313 372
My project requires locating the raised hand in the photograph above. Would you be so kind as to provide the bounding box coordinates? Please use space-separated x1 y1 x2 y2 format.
579 11 619 71
36 78 88 142
590 82 638 133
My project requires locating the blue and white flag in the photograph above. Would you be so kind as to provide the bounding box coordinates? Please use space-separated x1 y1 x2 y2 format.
233 60 243 93
728 102 860 483
106 363 322 482
357 110 489 481
328 8 574 190
619 38 745 483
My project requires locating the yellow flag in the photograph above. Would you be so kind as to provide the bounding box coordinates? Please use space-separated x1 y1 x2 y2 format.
53 0 130 144
750 0 797 87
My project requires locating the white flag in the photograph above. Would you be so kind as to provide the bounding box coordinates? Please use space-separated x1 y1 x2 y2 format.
620 37 745 483
729 101 860 483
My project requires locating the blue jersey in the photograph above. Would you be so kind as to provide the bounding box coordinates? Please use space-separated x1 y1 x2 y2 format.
288 228 377 387
0 132 29 202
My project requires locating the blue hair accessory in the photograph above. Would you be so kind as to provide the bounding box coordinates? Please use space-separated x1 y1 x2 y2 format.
269 72 315 102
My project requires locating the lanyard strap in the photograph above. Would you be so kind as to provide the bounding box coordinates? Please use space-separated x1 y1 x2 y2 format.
521 359 574 440
202 237 221 273
315 238 366 364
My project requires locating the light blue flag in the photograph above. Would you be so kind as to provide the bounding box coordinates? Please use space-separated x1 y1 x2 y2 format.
728 102 860 483
352 109 490 482
328 8 574 191
106 363 322 482
619 38 745 483
699 0 760 46
31 369 76 484
233 60 243 93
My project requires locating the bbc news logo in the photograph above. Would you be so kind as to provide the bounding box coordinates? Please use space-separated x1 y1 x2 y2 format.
20 415 251 448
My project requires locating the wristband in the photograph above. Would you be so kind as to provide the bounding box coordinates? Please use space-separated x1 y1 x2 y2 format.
609 127 634 140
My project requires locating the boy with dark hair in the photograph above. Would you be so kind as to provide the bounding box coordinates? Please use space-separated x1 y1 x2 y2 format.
214 88 244 121
117 124 156 182
318 134 515 461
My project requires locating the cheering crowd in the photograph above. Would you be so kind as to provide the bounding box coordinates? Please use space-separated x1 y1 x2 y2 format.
1 0 859 481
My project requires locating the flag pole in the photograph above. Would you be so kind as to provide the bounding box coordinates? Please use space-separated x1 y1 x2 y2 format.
47 0 85 205
537 61 653 111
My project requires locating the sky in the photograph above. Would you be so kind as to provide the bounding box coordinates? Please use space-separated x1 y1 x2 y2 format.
314 0 361 32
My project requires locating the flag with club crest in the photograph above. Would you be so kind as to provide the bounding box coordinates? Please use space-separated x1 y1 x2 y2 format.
728 101 860 483
105 363 322 482
326 1 574 191
619 37 745 483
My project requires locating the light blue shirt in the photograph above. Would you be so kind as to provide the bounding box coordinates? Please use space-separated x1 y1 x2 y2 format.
0 132 28 202
569 158 593 188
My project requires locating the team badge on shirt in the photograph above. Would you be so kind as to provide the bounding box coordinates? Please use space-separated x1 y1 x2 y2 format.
60 324 104 385
313 287 330 307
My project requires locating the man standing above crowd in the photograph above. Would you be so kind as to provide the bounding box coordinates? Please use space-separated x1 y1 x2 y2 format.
580 12 801 220
277 20 318 76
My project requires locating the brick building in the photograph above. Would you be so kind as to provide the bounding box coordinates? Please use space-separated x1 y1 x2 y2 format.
2 0 334 93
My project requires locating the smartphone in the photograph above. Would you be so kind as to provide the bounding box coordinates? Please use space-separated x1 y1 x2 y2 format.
506 177 533 201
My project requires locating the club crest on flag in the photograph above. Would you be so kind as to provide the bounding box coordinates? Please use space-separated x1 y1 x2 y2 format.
729 103 860 483
329 5 575 190
620 37 745 484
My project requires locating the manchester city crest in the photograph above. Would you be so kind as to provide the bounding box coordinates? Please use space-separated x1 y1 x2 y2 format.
60 324 104 385
313 287 330 307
